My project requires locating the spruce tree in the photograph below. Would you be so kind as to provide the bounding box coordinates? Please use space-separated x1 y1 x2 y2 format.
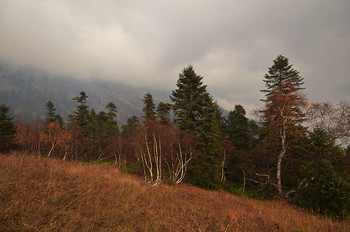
106 102 118 120
85 108 101 157
45 100 63 128
71 91 90 131
170 65 207 132
296 128 350 219
0 104 16 151
102 102 119 138
55 114 64 129
225 104 251 150
261 55 304 98
142 92 156 122
121 116 140 138
45 100 56 124
171 65 222 189
156 102 172 125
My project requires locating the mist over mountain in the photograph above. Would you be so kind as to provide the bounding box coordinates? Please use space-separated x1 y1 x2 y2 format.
0 63 171 124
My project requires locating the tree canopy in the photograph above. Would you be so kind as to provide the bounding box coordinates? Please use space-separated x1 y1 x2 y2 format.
0 104 16 151
71 91 90 131
142 92 156 122
259 55 307 196
171 65 222 189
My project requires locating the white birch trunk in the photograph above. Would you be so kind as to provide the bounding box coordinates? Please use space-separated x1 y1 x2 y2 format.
221 149 226 182
277 108 287 197
144 133 153 182
47 135 55 158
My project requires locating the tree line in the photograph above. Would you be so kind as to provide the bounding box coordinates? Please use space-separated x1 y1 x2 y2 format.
1 55 349 219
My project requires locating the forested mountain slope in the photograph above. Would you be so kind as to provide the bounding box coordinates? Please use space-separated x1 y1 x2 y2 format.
0 63 169 124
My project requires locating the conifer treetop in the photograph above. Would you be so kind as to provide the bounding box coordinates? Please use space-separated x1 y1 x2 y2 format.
261 55 304 97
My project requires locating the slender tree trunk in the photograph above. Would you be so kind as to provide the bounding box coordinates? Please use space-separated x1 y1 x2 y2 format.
221 149 226 182
241 164 246 194
118 152 121 168
47 143 54 157
152 133 160 186
158 136 162 184
277 115 287 197
63 151 67 161
276 147 285 196
175 144 192 184
47 135 55 158
114 152 118 166
139 148 147 182
144 133 153 182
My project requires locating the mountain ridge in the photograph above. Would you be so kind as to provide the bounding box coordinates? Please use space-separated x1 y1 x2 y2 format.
0 63 170 124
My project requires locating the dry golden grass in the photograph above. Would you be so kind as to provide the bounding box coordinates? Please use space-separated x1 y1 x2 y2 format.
0 152 349 231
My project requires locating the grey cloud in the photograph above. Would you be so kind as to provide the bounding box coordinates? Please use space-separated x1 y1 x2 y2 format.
0 0 349 114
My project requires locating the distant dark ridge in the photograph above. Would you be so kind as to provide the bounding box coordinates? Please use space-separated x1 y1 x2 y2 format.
0 63 169 125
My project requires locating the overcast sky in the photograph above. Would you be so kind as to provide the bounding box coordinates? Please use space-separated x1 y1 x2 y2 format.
0 0 349 115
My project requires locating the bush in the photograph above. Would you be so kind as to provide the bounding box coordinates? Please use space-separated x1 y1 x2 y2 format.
297 171 350 219
295 128 350 219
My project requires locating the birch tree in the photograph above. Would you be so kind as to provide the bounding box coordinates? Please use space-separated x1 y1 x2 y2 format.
306 101 350 144
135 122 195 186
259 55 307 196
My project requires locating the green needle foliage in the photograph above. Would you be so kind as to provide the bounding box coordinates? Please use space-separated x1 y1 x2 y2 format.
156 102 172 125
171 65 222 190
45 100 64 128
261 55 304 97
103 102 119 138
225 104 251 151
295 128 350 219
121 116 140 138
71 91 90 132
0 104 16 151
142 92 156 122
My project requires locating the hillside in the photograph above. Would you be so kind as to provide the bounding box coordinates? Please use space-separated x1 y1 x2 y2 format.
1 153 349 232
0 63 170 124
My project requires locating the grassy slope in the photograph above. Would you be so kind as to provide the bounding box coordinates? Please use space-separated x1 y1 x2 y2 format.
0 153 349 232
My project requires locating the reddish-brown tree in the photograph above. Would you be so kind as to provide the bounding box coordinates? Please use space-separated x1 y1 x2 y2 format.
258 56 308 196
66 123 85 160
57 129 74 161
40 121 63 157
15 117 44 155
261 81 307 195
133 120 196 186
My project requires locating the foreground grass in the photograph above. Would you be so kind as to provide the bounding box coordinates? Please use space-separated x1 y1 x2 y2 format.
0 153 349 231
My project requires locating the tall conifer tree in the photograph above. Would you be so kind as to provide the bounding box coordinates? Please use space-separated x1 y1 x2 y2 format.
261 55 304 97
142 92 156 122
45 100 63 128
260 55 307 196
71 91 90 132
171 65 222 189
103 102 119 138
121 116 140 138
45 100 56 124
156 102 172 125
225 104 251 150
0 104 16 151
